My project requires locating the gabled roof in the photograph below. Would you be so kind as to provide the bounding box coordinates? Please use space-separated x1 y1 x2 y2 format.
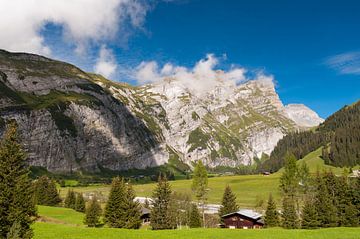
221 209 262 220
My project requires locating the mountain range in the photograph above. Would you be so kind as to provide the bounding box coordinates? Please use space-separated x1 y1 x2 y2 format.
0 49 324 173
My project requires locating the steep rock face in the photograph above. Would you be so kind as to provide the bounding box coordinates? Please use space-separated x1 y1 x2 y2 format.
96 73 323 168
0 50 323 172
0 50 167 173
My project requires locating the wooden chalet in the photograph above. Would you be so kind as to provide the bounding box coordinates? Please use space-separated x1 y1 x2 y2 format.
221 209 264 229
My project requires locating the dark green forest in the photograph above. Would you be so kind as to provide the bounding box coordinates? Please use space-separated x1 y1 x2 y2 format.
259 101 360 172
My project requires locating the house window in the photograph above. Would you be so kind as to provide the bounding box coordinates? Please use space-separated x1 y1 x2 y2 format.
231 217 238 221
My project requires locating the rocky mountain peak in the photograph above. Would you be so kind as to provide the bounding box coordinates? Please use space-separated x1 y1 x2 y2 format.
284 104 324 127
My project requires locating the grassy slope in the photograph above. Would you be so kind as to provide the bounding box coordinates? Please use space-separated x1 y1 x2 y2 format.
37 206 84 225
59 148 359 208
33 223 360 239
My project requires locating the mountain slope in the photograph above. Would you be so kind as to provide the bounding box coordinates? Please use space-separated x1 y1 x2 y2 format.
0 50 167 173
260 100 360 172
0 50 323 172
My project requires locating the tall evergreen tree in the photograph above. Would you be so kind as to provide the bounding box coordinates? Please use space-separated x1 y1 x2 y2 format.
33 176 61 206
282 196 298 229
219 185 238 217
191 160 208 227
84 197 102 227
104 177 126 228
314 172 338 227
150 174 173 230
301 196 319 229
189 204 202 228
279 152 298 197
123 183 142 229
75 193 86 213
0 123 36 239
264 193 279 227
64 189 77 209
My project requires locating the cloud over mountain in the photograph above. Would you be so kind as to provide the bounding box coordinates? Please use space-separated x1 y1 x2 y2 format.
133 54 273 94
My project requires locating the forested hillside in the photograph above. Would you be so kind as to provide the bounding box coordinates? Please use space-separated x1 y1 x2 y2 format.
259 101 360 172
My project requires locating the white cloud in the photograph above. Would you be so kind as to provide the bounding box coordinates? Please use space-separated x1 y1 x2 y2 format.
132 54 272 94
0 0 150 55
325 51 360 75
94 45 118 78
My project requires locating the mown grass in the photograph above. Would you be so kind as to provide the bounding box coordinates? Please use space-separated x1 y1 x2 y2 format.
33 223 360 239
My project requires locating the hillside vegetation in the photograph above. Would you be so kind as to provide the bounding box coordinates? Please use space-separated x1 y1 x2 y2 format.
260 101 360 172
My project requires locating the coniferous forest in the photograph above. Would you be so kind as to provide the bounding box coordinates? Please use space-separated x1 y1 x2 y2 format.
260 101 360 172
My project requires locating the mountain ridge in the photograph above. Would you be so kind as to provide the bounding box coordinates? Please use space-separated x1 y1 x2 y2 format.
0 49 323 173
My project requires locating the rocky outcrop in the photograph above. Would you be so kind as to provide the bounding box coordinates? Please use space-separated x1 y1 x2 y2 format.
0 49 323 172
0 50 168 173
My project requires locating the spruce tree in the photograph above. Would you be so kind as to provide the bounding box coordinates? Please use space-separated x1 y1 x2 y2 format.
191 160 208 227
0 123 36 239
279 152 298 197
264 193 279 227
282 196 298 229
314 173 338 227
33 176 61 206
104 177 126 228
189 204 201 228
64 189 77 209
84 197 102 227
301 196 319 229
150 174 173 230
75 193 86 213
123 183 142 229
219 185 238 217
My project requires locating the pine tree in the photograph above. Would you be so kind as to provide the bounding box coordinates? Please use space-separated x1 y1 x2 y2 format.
191 160 208 227
123 183 142 229
264 193 279 227
75 193 86 213
64 189 77 209
279 152 298 197
0 122 36 239
301 196 319 229
219 185 238 217
84 197 102 227
104 177 126 228
189 204 201 228
150 174 173 230
282 196 298 229
314 173 338 227
33 176 61 206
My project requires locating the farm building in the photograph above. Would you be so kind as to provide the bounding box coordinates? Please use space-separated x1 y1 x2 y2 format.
221 209 264 229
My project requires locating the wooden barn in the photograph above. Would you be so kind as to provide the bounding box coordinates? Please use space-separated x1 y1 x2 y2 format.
221 209 264 229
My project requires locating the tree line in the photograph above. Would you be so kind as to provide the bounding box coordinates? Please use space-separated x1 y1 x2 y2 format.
263 153 359 229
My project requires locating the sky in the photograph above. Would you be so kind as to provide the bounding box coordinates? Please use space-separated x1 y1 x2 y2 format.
0 0 360 118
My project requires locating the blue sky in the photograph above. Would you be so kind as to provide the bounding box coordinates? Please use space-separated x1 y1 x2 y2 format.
1 0 360 118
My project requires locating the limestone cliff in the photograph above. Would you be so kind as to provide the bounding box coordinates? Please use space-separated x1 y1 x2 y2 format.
0 50 323 172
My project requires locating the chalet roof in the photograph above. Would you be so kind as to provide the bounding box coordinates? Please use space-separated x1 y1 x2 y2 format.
141 207 150 216
221 209 262 220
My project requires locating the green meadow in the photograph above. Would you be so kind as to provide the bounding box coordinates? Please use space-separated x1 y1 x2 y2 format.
33 222 360 239
59 148 358 208
34 206 360 239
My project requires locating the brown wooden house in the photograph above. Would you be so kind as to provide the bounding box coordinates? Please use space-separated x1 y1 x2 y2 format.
221 209 264 229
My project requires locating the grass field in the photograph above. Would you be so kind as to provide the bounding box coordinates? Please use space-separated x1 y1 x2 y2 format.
59 148 358 208
33 222 360 239
37 206 85 225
